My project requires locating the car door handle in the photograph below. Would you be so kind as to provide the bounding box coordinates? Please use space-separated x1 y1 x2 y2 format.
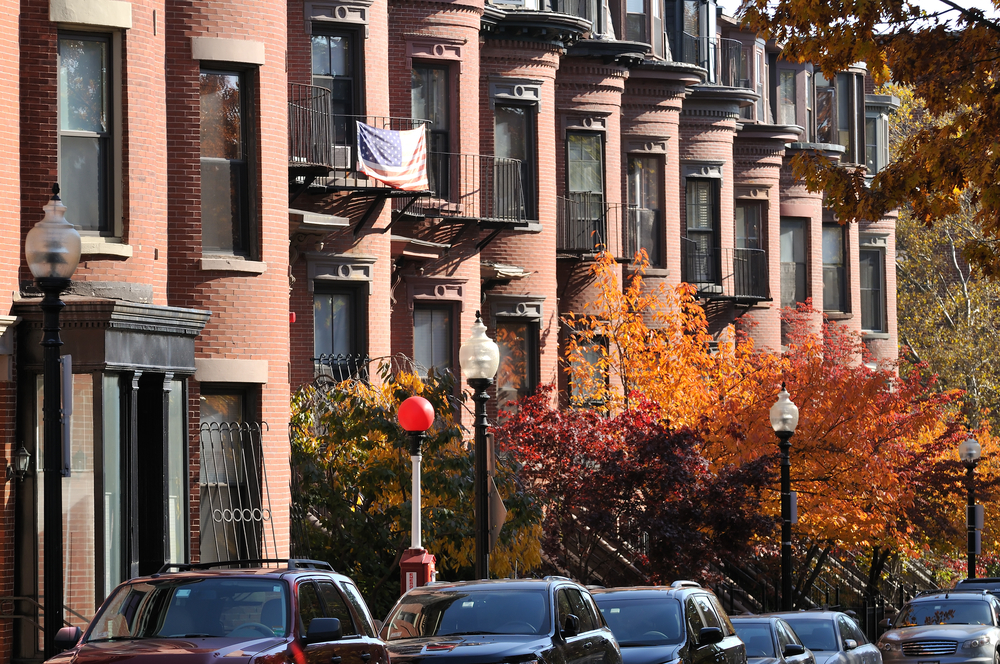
584 642 594 650
331 657 342 664
361 654 372 661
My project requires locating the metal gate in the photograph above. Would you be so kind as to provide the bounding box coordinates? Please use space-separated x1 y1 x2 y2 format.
199 422 276 562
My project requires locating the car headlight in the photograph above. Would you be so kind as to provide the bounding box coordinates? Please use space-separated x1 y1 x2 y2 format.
878 641 900 652
962 635 993 649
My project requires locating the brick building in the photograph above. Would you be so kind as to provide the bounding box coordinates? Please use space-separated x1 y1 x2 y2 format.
0 0 896 660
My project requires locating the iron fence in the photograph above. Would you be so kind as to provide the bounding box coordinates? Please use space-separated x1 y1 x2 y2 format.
623 206 663 265
557 193 624 253
682 239 769 300
288 83 333 169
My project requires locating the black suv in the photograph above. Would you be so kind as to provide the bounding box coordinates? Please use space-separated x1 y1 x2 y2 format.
592 583 747 664
381 577 622 664
46 559 388 664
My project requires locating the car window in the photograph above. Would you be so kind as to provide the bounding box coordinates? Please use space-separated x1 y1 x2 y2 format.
896 600 994 626
557 589 574 626
595 596 684 646
583 593 606 628
299 582 325 633
341 580 378 637
568 588 597 632
775 620 794 649
383 589 551 638
319 581 359 636
694 595 723 630
837 615 865 644
686 597 706 637
782 618 838 651
708 594 735 635
734 622 776 657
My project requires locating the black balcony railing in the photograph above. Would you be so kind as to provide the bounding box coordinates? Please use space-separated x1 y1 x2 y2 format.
675 34 750 88
623 206 663 265
289 83 333 172
682 238 769 301
557 193 623 253
396 152 525 223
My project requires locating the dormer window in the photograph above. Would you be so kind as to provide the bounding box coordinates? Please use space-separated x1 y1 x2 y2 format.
626 0 665 57
865 94 899 174
814 70 865 164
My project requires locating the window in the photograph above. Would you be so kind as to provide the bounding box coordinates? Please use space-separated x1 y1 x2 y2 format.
412 64 451 197
495 104 537 219
298 583 324 633
567 588 598 632
627 0 647 42
780 218 807 308
200 69 252 256
318 582 359 636
414 304 453 376
736 201 763 250
865 109 890 173
59 33 113 233
566 132 605 249
805 72 814 141
628 155 663 265
815 71 864 163
685 179 718 284
822 224 846 312
756 50 766 121
312 30 358 143
685 597 706 636
778 70 796 125
860 248 885 332
496 320 540 413
314 284 366 380
815 72 835 144
569 337 607 405
626 0 664 56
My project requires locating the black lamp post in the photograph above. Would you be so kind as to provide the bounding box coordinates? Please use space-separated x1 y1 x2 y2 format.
769 384 799 612
959 437 983 578
25 185 81 658
458 311 500 580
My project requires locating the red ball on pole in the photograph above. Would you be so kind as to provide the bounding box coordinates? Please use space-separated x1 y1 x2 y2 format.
398 396 435 432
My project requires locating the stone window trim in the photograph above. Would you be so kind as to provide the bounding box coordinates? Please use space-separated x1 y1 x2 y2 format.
307 253 376 294
623 136 668 154
490 295 545 323
406 276 466 312
50 0 132 29
681 161 724 181
859 232 889 249
734 185 770 200
405 34 466 71
305 0 372 36
563 113 611 137
191 37 265 66
489 77 543 111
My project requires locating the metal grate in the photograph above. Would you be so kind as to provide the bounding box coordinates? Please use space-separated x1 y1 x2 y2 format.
199 422 276 563
901 641 958 656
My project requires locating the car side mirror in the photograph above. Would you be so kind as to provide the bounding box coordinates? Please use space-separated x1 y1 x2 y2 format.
844 639 858 651
561 614 581 638
879 618 892 629
53 626 82 652
306 617 342 644
698 626 724 646
784 644 806 656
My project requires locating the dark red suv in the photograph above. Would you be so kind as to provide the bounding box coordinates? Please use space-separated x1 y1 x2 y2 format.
46 559 389 664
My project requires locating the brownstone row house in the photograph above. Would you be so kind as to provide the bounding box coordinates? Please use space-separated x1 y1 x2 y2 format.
0 0 897 660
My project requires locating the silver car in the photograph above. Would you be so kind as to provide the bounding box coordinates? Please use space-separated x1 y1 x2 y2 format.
770 611 882 664
877 590 1000 664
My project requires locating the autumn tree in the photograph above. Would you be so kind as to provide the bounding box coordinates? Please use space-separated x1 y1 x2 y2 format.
737 0 1000 274
290 365 542 616
495 387 775 584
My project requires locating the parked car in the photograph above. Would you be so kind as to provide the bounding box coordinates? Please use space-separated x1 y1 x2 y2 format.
381 577 622 664
45 558 388 664
591 582 747 664
731 615 815 664
876 589 1000 664
770 611 881 664
956 578 1000 593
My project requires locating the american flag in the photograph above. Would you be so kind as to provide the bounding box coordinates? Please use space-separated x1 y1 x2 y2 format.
356 122 429 191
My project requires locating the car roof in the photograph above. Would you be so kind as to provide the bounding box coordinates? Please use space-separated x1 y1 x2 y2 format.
123 558 354 585
406 577 578 594
732 615 782 623
766 611 848 620
909 588 994 601
591 584 709 601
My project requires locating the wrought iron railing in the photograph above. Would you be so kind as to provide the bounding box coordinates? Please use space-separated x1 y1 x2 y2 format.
395 152 526 223
557 193 624 253
682 238 769 300
288 83 333 169
623 206 663 265
312 353 371 383
675 34 750 88
199 421 276 564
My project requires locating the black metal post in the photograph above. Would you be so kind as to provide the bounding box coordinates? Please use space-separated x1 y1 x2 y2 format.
469 377 492 579
39 276 70 658
967 462 977 578
778 429 793 611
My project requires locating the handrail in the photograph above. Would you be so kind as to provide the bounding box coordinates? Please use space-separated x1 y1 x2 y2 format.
556 193 624 253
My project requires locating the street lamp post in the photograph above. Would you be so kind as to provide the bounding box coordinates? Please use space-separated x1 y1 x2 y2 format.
25 185 81 658
769 384 799 612
959 437 983 578
458 311 500 580
398 395 437 592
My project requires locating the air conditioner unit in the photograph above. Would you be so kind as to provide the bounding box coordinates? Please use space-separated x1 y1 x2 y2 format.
332 145 353 170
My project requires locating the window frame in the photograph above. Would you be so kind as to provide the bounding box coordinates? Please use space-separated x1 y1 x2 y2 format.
778 69 797 126
779 217 808 309
685 177 720 284
58 30 119 236
413 302 456 378
822 223 848 313
569 334 609 406
859 247 886 333
495 318 540 413
199 66 257 258
411 62 453 198
494 102 538 220
566 130 605 199
627 154 664 266
311 26 365 146
313 281 368 360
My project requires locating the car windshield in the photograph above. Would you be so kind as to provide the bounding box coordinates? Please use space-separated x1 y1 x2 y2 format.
384 589 551 639
896 600 994 627
594 596 684 646
84 578 289 642
782 619 837 651
733 623 775 657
